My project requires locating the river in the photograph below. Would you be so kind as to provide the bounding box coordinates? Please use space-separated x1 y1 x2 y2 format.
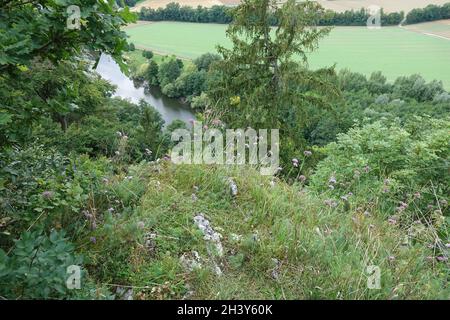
95 54 195 125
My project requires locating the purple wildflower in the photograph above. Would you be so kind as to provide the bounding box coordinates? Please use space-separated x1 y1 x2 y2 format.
303 150 312 157
137 221 145 229
90 237 96 244
328 175 336 184
396 201 408 212
388 217 397 225
42 191 54 199
324 199 338 208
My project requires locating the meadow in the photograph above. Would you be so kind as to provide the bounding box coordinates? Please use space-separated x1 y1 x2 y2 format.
126 21 450 88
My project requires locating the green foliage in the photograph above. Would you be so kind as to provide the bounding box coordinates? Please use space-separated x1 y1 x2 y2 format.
142 50 154 60
406 3 450 24
139 2 405 26
208 0 339 171
0 0 136 72
319 8 404 26
1 0 449 300
310 117 450 218
105 162 449 299
170 69 207 100
393 74 445 102
0 60 116 146
140 3 233 24
158 58 182 88
0 230 83 299
194 53 221 71
191 92 211 110
0 146 113 243
146 60 159 85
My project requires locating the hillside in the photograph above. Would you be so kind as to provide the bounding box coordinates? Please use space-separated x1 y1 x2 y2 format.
82 161 449 299
132 0 450 12
1 0 448 301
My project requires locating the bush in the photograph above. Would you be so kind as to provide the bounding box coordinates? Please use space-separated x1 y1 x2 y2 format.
0 146 113 244
158 58 182 87
194 53 222 71
310 117 450 219
393 74 444 102
146 60 159 86
142 50 154 60
0 230 83 299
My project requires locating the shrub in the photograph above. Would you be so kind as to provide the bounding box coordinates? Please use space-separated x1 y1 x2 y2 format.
194 53 222 71
0 146 113 244
142 50 154 60
310 117 450 219
0 230 83 299
158 58 182 88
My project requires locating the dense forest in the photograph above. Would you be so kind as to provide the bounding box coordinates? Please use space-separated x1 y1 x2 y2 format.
0 0 448 300
139 2 450 26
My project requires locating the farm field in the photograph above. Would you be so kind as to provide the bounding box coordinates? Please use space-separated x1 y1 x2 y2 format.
132 0 450 12
126 21 450 88
403 19 450 39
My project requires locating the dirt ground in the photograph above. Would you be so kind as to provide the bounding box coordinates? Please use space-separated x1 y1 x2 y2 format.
132 0 450 13
403 19 450 40
316 0 450 13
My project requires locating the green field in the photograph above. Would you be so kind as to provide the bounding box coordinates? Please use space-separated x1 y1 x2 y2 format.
126 21 450 88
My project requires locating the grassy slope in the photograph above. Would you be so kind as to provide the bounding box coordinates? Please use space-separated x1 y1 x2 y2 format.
126 22 450 88
86 162 449 299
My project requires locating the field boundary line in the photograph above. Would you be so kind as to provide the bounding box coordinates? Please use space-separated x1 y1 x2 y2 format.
134 44 194 61
400 25 450 41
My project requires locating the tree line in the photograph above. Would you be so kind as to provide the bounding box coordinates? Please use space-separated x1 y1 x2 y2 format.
139 2 450 26
405 3 450 24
